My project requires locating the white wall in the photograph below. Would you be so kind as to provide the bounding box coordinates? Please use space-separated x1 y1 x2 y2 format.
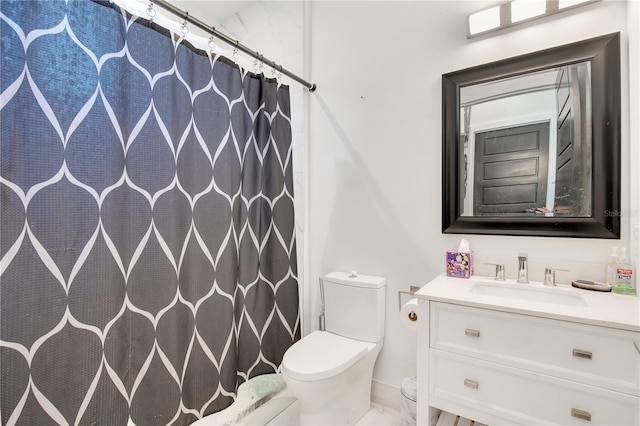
308 0 637 395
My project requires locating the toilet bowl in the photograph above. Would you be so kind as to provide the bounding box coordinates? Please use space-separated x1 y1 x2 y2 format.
282 331 382 425
281 271 386 425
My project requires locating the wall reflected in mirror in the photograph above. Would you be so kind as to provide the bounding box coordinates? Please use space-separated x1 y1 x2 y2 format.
459 61 592 218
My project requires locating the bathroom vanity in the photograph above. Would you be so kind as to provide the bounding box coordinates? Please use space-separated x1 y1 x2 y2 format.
415 275 640 426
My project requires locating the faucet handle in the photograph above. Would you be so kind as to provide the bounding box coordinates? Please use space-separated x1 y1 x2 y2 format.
544 267 569 286
486 263 506 281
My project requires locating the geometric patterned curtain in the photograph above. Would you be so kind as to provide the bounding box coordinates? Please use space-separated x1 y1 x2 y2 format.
0 1 300 424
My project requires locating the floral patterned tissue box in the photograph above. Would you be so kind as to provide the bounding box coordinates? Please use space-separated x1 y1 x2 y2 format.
446 251 472 278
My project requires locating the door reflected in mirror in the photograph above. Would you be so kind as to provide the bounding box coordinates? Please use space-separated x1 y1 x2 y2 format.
459 61 592 217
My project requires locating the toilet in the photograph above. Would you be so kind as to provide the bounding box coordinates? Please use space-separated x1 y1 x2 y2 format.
281 271 385 425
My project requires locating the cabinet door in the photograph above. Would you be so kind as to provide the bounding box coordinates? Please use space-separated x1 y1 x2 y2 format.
430 351 640 426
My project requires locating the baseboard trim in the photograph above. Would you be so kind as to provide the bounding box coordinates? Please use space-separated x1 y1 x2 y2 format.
371 378 401 412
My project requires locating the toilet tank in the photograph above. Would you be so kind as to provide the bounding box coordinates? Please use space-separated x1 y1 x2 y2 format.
323 271 386 343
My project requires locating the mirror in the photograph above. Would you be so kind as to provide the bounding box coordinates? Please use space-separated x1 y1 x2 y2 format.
442 33 620 238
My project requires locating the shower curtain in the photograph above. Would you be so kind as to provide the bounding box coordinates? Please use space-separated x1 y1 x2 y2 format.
0 1 300 424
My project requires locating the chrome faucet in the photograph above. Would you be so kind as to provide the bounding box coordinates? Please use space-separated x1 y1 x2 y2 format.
517 254 528 283
486 263 506 281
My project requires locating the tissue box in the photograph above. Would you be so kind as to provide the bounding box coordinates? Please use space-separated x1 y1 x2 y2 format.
446 251 472 278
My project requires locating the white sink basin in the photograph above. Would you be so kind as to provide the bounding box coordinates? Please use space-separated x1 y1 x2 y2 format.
469 281 587 307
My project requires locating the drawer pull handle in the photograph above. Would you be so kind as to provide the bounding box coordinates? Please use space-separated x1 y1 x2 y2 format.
571 408 591 422
573 349 592 360
465 329 480 338
463 379 479 389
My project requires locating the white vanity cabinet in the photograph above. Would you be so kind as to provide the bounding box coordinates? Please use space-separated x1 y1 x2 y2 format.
416 276 640 426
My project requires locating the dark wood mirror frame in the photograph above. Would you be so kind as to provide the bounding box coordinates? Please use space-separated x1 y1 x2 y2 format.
442 32 620 238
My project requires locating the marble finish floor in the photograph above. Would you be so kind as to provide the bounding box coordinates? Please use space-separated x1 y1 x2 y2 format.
356 403 401 426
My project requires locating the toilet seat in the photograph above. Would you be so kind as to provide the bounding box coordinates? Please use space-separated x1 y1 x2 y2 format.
282 331 375 382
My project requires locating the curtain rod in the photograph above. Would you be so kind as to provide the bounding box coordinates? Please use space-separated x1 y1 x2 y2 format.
151 0 316 92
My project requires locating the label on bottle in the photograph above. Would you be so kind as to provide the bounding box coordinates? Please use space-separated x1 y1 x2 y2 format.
612 266 635 295
616 267 633 282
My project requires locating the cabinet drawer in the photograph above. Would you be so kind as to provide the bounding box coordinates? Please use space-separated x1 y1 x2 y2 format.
430 302 640 396
430 350 640 426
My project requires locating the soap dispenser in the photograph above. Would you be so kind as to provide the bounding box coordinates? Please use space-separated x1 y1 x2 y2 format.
612 247 635 295
606 246 619 286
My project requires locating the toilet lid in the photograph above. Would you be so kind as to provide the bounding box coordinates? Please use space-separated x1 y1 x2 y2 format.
282 331 374 382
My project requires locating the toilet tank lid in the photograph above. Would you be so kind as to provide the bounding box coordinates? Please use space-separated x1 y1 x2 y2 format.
323 271 385 289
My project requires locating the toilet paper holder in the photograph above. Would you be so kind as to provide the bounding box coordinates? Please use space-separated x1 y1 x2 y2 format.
397 285 421 311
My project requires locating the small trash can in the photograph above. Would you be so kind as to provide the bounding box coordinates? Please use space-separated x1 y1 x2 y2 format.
400 377 417 426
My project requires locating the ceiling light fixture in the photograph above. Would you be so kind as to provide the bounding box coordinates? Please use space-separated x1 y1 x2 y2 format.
558 0 593 9
468 6 501 35
467 0 601 38
511 0 546 23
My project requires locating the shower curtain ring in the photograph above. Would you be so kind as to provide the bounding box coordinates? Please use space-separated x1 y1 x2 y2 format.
233 41 240 63
277 65 283 82
180 12 189 35
253 53 261 73
272 64 283 84
146 0 156 19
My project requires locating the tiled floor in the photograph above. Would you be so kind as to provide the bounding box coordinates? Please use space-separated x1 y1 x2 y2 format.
356 403 401 426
